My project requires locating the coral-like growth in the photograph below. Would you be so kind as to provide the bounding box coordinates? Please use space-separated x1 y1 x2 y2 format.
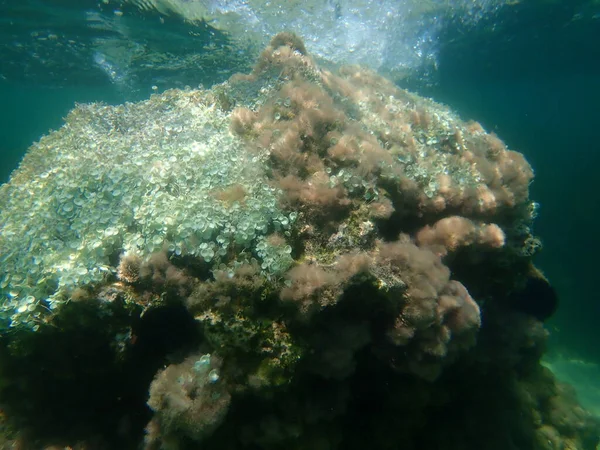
139 252 193 296
118 251 194 299
416 216 505 256
280 252 370 317
277 236 481 380
146 353 231 447
117 252 143 284
374 239 481 379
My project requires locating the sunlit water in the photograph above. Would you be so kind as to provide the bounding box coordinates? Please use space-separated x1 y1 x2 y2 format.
1 0 521 92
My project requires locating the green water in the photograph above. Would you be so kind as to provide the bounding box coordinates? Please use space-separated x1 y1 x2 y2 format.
1 0 600 446
0 83 130 181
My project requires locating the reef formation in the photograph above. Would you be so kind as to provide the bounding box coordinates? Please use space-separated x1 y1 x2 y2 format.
0 33 597 450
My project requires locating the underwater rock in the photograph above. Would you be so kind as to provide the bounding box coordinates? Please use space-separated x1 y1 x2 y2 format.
508 267 559 321
0 33 596 450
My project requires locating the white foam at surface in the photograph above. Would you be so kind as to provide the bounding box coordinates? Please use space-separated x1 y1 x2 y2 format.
123 0 509 75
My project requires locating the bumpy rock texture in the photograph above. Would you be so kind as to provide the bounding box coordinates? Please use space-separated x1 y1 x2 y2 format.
0 33 597 450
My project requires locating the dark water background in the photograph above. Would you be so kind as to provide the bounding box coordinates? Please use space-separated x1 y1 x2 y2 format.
1 0 599 363
418 1 600 361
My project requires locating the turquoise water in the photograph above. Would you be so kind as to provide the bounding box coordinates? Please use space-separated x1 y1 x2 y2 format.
1 0 600 448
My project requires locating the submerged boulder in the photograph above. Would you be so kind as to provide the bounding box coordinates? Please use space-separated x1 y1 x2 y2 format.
0 33 595 449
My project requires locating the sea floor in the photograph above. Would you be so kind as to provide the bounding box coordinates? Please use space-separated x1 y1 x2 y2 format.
544 355 600 417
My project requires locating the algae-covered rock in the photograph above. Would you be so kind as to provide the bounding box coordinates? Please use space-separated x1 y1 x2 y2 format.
0 33 596 450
